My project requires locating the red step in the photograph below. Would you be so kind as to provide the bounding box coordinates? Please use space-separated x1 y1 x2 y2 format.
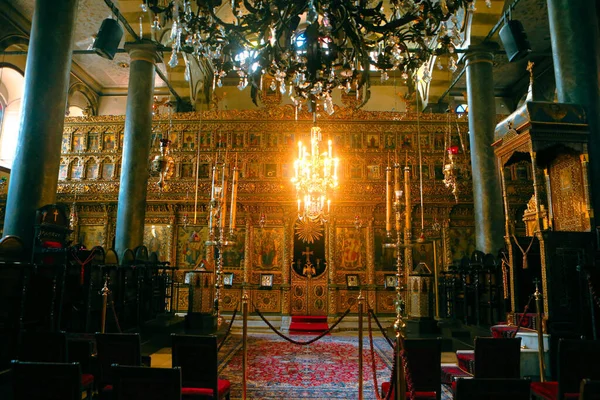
289 316 329 333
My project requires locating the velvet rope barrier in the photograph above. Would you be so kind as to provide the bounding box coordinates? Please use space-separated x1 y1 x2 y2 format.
368 309 394 348
70 247 98 285
217 308 238 352
252 303 351 346
368 311 395 400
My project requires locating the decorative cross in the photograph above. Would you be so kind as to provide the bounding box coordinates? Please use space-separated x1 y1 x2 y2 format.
53 209 59 222
302 247 313 264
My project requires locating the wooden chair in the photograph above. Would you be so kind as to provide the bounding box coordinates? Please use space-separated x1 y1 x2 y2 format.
171 334 231 399
454 378 531 400
95 333 142 396
381 338 443 400
68 338 95 399
18 330 68 363
474 337 522 378
579 379 600 400
111 365 182 400
12 360 82 400
532 339 600 400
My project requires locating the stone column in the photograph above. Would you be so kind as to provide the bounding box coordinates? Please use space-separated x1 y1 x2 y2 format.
547 0 600 224
3 0 79 250
464 44 505 254
114 41 160 258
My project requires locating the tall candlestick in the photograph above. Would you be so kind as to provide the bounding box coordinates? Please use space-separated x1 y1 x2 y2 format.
220 164 228 232
386 165 392 234
395 163 401 232
229 165 239 232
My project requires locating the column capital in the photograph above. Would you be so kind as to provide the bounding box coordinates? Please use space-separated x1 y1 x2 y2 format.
125 40 161 64
464 42 500 66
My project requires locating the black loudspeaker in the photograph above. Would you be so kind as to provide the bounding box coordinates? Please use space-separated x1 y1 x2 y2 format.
499 20 531 62
92 18 123 60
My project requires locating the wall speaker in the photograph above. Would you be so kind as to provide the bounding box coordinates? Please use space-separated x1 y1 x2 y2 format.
499 20 531 62
92 18 123 60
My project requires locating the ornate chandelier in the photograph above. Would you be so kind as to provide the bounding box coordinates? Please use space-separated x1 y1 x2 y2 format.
147 0 473 112
292 121 338 222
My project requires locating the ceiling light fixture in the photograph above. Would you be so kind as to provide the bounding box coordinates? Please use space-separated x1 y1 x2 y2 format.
147 0 473 113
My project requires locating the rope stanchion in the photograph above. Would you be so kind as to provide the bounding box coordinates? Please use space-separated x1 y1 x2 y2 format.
217 308 238 352
242 292 248 400
253 303 351 346
358 292 364 400
368 311 394 400
511 295 534 338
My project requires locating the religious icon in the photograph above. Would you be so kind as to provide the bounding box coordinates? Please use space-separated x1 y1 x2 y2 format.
339 228 364 270
103 134 115 150
71 161 84 180
367 165 381 180
401 134 412 149
199 132 211 148
73 134 84 152
88 134 100 151
384 274 398 289
61 136 70 153
350 164 362 179
419 134 430 148
384 133 396 149
59 164 68 180
102 163 115 179
434 133 444 150
247 162 260 178
198 163 210 179
346 274 359 289
265 164 277 178
182 133 194 149
178 226 207 268
434 164 444 180
223 273 234 288
351 133 362 149
285 132 295 145
249 132 261 147
232 133 244 148
181 163 193 178
168 132 179 149
86 163 99 179
260 273 274 288
366 133 380 149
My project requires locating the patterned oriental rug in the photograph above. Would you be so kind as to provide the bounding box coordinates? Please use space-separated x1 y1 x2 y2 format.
218 333 394 400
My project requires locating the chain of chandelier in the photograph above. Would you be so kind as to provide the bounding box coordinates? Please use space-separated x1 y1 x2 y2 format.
147 0 474 113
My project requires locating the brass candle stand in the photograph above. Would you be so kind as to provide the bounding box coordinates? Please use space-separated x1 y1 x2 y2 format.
206 158 239 327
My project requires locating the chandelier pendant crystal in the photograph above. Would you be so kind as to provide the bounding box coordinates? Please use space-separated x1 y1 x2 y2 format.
292 118 338 223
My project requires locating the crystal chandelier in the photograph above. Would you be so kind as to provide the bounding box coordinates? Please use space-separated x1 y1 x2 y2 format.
292 120 338 222
147 0 473 112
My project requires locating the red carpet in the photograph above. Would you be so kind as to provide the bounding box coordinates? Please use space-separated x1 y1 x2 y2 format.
289 316 329 334
217 333 393 399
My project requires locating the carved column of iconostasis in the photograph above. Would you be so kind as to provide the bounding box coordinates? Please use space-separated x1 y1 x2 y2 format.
281 212 292 315
440 207 453 270
366 217 376 310
327 219 337 316
243 216 251 287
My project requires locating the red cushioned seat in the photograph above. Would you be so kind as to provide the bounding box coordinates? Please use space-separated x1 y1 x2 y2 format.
381 382 437 399
530 381 579 399
182 379 231 397
440 365 472 385
456 351 475 374
81 373 94 386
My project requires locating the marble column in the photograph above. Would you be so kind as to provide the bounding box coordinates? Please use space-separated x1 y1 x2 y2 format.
114 41 160 258
4 0 79 250
465 44 505 254
547 0 600 224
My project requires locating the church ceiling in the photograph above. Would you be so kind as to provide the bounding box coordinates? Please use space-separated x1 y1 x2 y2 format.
5 0 552 108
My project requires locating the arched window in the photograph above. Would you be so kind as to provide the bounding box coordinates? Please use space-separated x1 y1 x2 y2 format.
0 66 25 169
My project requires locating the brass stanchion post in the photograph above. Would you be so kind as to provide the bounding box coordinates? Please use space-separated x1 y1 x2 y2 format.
242 290 249 399
100 279 109 334
358 290 364 400
534 280 546 382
